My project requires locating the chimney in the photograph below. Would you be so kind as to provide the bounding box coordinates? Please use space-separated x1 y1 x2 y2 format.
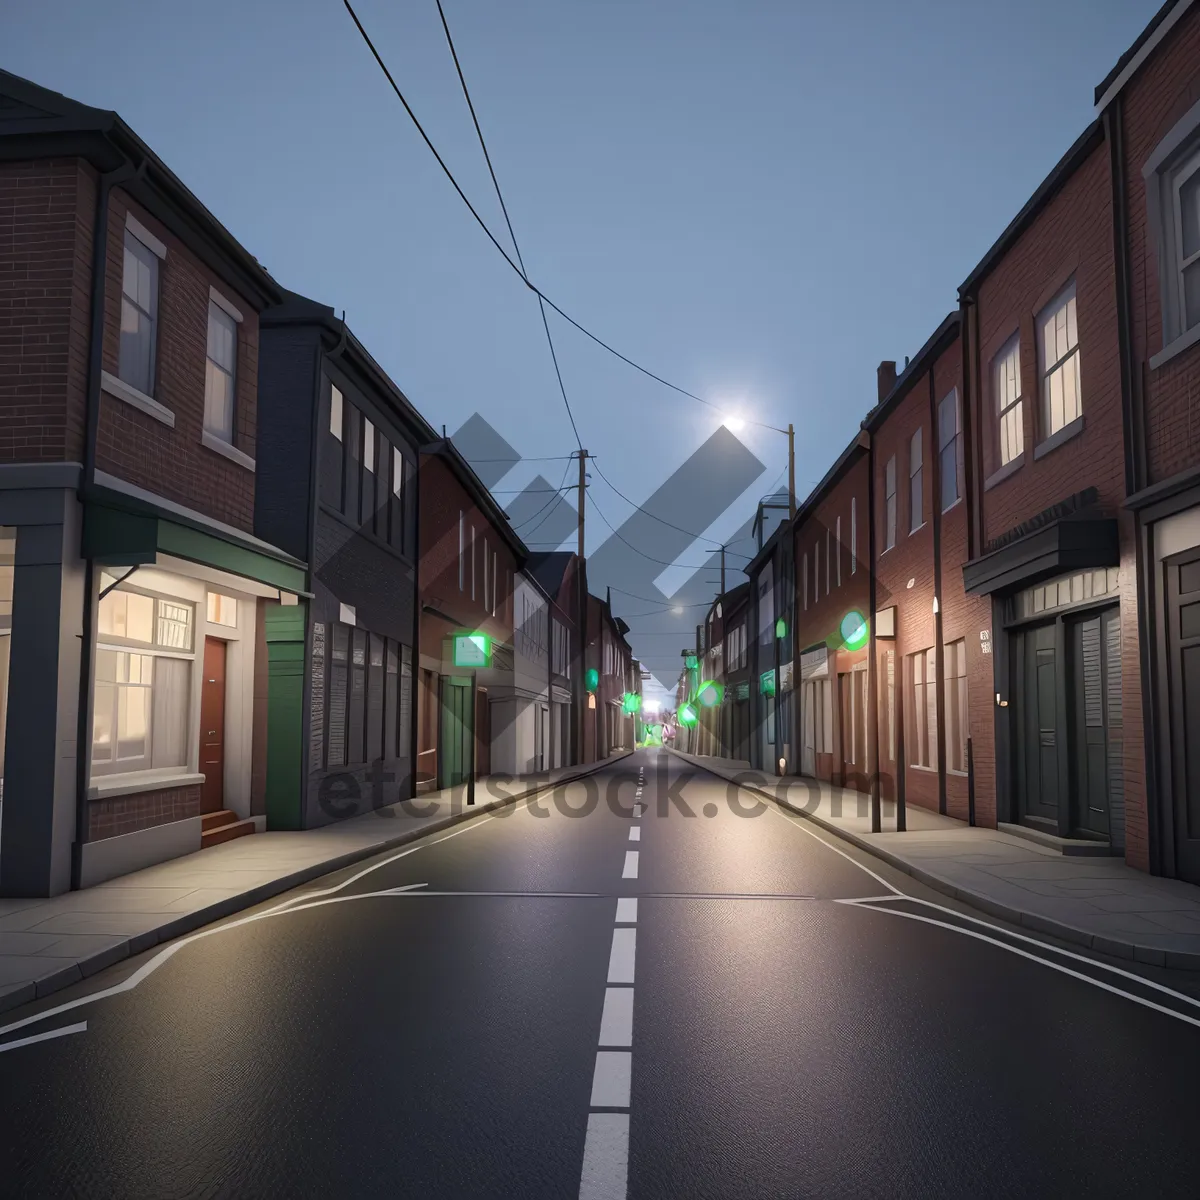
877 360 897 403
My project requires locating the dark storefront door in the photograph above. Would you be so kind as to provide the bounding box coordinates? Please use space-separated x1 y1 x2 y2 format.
475 687 490 776
1069 608 1120 838
1016 623 1061 827
1167 549 1200 884
200 638 226 814
440 678 471 789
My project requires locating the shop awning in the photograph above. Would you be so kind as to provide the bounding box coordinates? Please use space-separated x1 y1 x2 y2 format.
83 502 307 596
962 516 1119 596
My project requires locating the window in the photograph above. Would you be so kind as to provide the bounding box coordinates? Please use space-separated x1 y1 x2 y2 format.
884 457 896 550
363 419 375 473
909 429 923 532
206 592 237 628
92 582 194 775
459 512 465 591
119 230 159 396
483 538 489 613
994 335 1023 466
813 541 819 605
1153 142 1200 347
884 650 895 762
835 516 842 587
1038 281 1081 439
331 385 344 440
390 448 405 553
850 498 857 575
392 448 403 499
802 553 808 612
812 678 833 753
908 648 937 769
825 529 831 595
470 525 476 601
492 551 498 615
203 302 237 441
938 389 962 510
944 639 968 773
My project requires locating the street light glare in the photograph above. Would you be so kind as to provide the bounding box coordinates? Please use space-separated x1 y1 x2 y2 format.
723 415 746 432
672 605 684 615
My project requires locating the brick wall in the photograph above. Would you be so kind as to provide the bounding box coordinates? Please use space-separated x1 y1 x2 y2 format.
1120 2 1200 485
95 189 259 531
88 783 201 840
0 157 94 465
872 366 942 814
417 451 517 663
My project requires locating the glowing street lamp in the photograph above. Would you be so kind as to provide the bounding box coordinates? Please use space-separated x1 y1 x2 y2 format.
840 609 869 650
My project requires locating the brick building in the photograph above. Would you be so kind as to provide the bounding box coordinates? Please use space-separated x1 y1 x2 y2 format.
584 591 637 762
0 71 305 895
416 439 524 791
1100 0 1200 884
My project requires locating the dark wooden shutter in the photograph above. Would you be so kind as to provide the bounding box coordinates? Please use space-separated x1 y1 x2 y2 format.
367 633 384 763
310 622 326 771
349 627 367 766
1105 610 1125 852
328 622 348 767
399 645 413 758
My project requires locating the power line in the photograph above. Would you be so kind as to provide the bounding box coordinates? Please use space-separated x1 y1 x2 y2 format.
607 585 714 607
512 457 575 533
590 457 753 558
343 0 780 434
587 493 730 571
433 0 582 451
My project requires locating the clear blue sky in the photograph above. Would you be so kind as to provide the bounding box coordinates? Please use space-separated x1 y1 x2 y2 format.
5 0 1158 565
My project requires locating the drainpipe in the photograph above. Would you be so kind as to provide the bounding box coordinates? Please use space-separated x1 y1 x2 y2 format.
929 369 947 816
71 157 140 892
864 422 881 832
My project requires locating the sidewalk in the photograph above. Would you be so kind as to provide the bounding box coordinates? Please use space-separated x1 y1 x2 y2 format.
0 753 632 1016
669 748 1200 970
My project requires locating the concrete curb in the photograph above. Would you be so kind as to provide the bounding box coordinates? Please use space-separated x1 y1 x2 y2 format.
1 753 634 1018
667 749 1200 972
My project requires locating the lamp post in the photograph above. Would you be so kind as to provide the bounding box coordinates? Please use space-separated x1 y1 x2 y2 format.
725 416 796 520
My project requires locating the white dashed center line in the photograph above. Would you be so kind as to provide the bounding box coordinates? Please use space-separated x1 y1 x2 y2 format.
607 927 637 983
598 987 634 1047
622 851 639 879
615 898 637 923
628 827 641 842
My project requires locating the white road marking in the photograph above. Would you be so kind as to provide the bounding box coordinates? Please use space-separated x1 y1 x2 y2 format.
622 851 639 879
578 1112 629 1200
0 883 425 1043
607 928 636 983
628 827 641 842
767 803 901 894
850 901 1200 1029
852 895 1200 1012
590 1050 632 1106
631 805 644 817
598 988 634 1047
615 898 638 924
0 1021 87 1055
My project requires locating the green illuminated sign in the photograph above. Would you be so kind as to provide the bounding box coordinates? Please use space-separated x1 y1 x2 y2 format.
453 632 491 668
677 703 698 727
622 692 641 714
840 610 868 650
684 655 698 670
697 681 723 708
775 617 787 639
585 668 600 693
760 670 776 696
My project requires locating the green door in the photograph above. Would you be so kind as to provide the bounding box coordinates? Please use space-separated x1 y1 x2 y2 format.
440 677 471 789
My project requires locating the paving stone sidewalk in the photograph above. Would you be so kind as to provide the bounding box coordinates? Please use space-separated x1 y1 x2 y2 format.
669 748 1200 969
0 753 632 1016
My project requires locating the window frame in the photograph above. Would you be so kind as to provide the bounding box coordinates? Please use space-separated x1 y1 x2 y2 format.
1037 279 1082 443
119 228 161 398
203 298 239 443
938 388 962 512
993 333 1024 468
909 429 923 533
884 457 897 551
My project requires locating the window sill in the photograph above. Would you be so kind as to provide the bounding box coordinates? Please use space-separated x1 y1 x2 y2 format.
947 768 968 778
1149 322 1200 370
89 769 205 800
101 371 174 428
1033 415 1084 461
908 763 938 774
984 455 1024 491
202 429 256 472
941 497 963 516
909 522 926 535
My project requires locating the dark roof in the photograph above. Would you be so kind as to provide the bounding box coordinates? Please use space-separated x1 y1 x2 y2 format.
722 580 752 613
262 289 438 447
1094 0 1182 106
0 69 280 309
745 513 789 578
863 312 961 434
958 121 1105 297
421 438 529 563
525 551 575 599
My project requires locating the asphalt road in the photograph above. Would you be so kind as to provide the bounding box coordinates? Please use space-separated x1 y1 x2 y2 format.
1 749 1198 1199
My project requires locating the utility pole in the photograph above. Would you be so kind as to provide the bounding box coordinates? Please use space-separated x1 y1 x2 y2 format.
787 423 796 521
720 543 726 597
577 448 588 559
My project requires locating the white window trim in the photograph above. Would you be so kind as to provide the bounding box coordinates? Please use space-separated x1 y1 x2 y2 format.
201 429 255 471
100 369 175 428
208 285 244 324
125 211 167 259
89 768 205 800
850 498 857 574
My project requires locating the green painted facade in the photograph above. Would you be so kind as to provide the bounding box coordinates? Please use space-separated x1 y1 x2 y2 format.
265 603 307 831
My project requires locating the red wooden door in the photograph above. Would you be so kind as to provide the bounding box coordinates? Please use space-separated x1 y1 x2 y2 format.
200 637 227 813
